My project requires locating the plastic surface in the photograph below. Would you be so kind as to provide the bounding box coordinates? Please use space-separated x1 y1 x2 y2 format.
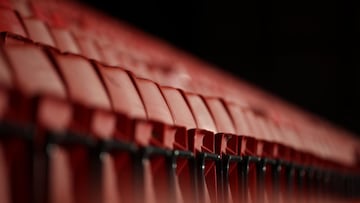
185 93 217 133
161 87 196 129
99 65 146 118
76 37 102 61
134 78 173 125
50 28 80 54
51 52 110 109
0 1 359 203
205 98 235 134
3 44 66 98
226 103 252 136
23 18 55 46
0 8 27 37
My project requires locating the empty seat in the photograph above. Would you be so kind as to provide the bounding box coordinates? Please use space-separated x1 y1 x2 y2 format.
4 45 64 97
2 44 71 129
75 36 102 61
161 87 196 130
185 93 217 134
51 51 114 137
11 1 33 17
23 19 55 46
98 64 147 142
50 28 80 54
134 78 173 125
0 8 27 37
205 98 235 134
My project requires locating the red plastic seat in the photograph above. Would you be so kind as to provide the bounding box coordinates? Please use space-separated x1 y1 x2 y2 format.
50 28 80 54
98 65 147 141
161 87 196 129
2 44 71 128
75 36 102 61
98 47 121 67
23 18 55 46
50 51 114 137
205 98 235 134
136 79 177 143
183 93 223 203
4 45 64 97
0 8 27 37
132 78 181 203
0 1 359 203
134 78 173 125
186 93 217 134
161 87 197 149
11 1 32 17
159 87 199 203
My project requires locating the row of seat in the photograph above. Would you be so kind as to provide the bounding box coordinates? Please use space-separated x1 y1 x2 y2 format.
0 38 358 202
0 0 359 153
0 0 288 105
0 36 355 169
0 1 359 203
0 7 354 170
0 0 192 90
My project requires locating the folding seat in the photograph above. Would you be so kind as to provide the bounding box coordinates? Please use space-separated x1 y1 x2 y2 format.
225 105 252 167
0 42 71 203
1 42 70 129
97 64 145 141
132 78 175 146
0 8 27 37
267 126 310 203
74 36 102 61
251 115 287 203
264 120 297 203
275 123 317 203
30 1 67 28
0 1 360 203
181 93 223 203
129 60 153 81
236 109 274 203
226 103 285 203
132 77 184 203
22 18 56 46
45 49 118 203
95 59 148 203
98 64 185 203
49 50 114 136
98 64 176 146
49 28 81 54
11 1 33 18
203 98 240 203
96 46 119 67
204 98 235 135
160 86 201 203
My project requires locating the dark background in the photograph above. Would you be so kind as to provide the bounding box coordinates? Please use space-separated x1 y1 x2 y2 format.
82 0 360 136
